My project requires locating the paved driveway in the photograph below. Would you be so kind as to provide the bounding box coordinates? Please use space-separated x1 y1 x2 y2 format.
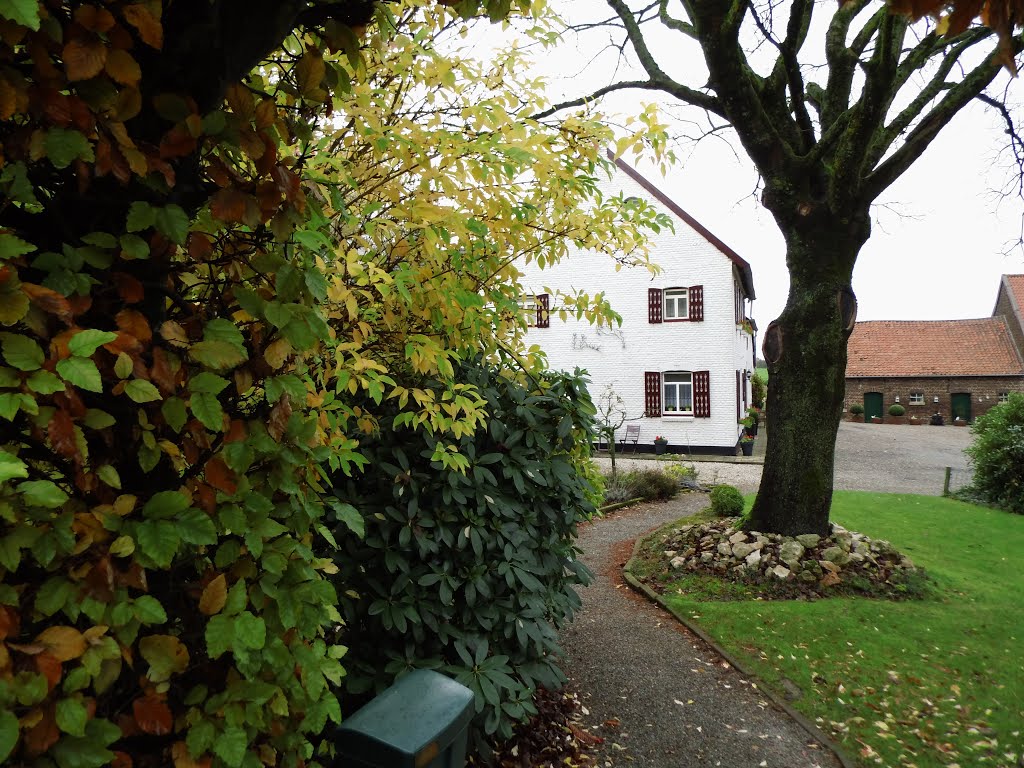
595 421 975 496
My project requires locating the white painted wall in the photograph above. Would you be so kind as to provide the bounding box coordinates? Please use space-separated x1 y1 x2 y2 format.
519 167 755 451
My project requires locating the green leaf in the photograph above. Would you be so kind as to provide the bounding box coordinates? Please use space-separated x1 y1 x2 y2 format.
126 202 155 232
46 128 94 170
56 696 89 736
0 332 44 371
0 393 24 420
110 353 131 380
0 233 36 260
143 491 190 519
191 392 224 431
68 330 118 357
264 302 291 329
213 725 249 767
136 520 179 568
0 0 40 29
205 614 234 658
0 367 19 387
189 372 229 395
234 612 266 649
328 499 364 538
0 708 18 764
0 162 39 206
97 465 121 489
133 595 167 624
57 357 103 392
233 287 265 317
119 234 150 259
125 379 161 403
0 451 28 483
203 318 245 349
83 409 116 430
27 370 65 394
81 232 118 249
177 508 217 545
35 577 74 616
161 397 188 432
189 340 247 371
154 205 190 244
18 480 68 508
49 718 120 768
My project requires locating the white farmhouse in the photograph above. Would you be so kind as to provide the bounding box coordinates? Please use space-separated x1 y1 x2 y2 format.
518 156 757 454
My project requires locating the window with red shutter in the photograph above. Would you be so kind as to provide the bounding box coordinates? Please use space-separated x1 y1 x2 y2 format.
648 288 663 323
693 370 711 417
689 285 704 322
736 370 741 421
644 372 661 416
536 293 550 328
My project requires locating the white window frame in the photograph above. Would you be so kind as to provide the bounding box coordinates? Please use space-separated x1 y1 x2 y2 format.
909 392 925 406
998 392 1009 403
663 371 693 415
664 288 689 321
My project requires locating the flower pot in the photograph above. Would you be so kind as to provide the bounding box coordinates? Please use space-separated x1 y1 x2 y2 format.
654 441 668 455
740 441 754 456
870 416 883 424
888 415 906 425
953 419 967 427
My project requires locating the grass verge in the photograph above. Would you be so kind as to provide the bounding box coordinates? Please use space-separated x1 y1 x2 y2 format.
642 492 1023 768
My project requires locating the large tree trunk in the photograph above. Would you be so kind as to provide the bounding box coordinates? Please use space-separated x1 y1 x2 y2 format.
747 211 870 535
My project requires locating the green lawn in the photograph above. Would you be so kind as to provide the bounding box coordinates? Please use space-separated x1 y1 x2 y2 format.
658 492 1024 768
754 366 768 382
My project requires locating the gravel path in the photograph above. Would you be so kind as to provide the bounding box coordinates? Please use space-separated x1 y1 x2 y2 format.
562 494 841 768
562 423 974 766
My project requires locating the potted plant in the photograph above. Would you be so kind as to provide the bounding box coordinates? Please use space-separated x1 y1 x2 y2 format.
849 403 864 422
953 416 968 427
739 434 754 456
744 406 760 436
908 415 922 426
653 435 669 455
870 415 884 424
887 403 906 425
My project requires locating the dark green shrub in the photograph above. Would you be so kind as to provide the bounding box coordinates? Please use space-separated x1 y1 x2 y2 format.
752 371 767 410
889 403 906 416
328 360 597 742
965 394 1024 514
850 403 865 415
709 484 745 516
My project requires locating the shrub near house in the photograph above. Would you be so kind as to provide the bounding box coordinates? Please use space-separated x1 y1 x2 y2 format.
964 392 1024 514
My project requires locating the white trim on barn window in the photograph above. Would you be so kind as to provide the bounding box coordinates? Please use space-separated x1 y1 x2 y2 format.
664 288 689 320
909 392 925 406
663 371 693 415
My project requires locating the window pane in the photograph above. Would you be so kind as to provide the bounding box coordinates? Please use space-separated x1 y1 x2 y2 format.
664 372 690 384
680 383 693 412
664 386 677 411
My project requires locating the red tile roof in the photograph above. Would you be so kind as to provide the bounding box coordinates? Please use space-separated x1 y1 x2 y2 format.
846 319 1024 377
1005 274 1024 318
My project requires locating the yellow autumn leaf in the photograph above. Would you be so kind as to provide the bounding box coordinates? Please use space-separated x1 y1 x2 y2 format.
139 634 189 683
199 574 227 615
36 626 87 661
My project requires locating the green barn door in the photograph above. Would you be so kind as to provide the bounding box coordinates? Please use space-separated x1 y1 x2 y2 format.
951 393 972 422
864 392 884 422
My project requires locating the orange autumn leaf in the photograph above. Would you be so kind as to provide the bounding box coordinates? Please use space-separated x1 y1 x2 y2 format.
34 652 63 689
204 457 237 495
149 347 178 394
63 35 108 82
23 707 60 756
112 272 145 304
133 695 173 735
75 5 116 33
211 188 252 224
22 282 73 323
199 573 227 615
116 308 152 343
105 48 142 86
224 419 247 444
36 626 86 661
47 408 79 461
0 604 20 640
172 740 211 768
111 751 133 768
121 3 163 49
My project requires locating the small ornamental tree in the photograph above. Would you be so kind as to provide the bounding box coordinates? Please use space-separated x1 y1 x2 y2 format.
965 392 1024 514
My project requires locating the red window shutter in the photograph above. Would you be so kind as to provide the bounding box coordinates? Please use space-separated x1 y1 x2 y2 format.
743 371 748 409
644 372 662 416
736 370 741 421
536 293 549 328
648 288 663 323
694 370 711 417
689 285 704 322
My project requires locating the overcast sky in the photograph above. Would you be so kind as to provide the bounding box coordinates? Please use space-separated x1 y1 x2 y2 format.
500 4 1024 335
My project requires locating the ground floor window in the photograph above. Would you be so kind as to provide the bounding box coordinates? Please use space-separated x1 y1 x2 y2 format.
909 392 925 405
998 392 1009 403
663 372 693 414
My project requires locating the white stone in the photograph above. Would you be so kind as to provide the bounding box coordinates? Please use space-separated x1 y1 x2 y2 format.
795 534 821 548
745 550 762 567
779 540 805 567
729 531 748 545
732 542 757 559
772 565 791 579
670 556 687 569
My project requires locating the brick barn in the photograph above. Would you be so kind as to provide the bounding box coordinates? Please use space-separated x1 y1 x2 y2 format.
844 275 1024 424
